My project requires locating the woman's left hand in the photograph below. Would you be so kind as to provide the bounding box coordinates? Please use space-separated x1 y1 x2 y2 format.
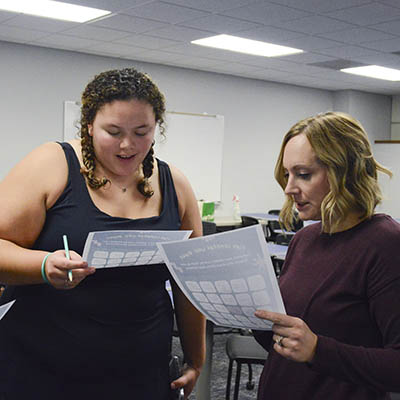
255 310 318 363
170 364 201 399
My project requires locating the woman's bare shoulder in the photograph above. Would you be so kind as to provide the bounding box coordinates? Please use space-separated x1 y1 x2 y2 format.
1 142 69 208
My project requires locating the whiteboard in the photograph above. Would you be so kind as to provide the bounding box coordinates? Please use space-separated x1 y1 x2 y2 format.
63 103 225 201
155 111 224 202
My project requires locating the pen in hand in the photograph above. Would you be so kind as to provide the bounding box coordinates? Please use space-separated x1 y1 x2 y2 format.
63 234 73 282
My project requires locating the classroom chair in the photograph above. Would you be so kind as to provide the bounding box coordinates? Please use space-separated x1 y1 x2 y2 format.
202 220 217 235
240 216 259 227
267 209 280 215
266 220 281 242
275 233 293 245
225 333 268 400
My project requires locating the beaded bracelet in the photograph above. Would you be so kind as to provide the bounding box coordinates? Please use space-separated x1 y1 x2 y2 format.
41 252 52 285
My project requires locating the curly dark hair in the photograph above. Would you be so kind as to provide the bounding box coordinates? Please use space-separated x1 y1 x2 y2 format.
79 67 166 198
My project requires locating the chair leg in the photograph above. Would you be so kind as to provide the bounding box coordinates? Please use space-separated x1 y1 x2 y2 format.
246 363 255 390
226 360 233 400
233 362 242 400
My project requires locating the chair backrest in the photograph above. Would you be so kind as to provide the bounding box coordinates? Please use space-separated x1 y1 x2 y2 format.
241 216 259 227
275 233 292 245
202 221 217 236
267 220 281 242
292 216 304 231
268 209 280 215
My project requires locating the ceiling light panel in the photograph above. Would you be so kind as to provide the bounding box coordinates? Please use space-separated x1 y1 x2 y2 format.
341 65 400 81
0 0 111 23
192 34 303 57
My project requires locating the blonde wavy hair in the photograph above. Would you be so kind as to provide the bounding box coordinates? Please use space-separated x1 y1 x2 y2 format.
275 111 392 233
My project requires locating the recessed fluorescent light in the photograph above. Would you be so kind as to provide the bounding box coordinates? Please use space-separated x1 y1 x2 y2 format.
191 34 303 58
341 65 400 81
0 0 111 23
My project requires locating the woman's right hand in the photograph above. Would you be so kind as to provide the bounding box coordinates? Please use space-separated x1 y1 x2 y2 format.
43 250 95 290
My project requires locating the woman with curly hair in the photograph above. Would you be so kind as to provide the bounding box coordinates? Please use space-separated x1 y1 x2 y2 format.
254 112 400 399
0 67 205 399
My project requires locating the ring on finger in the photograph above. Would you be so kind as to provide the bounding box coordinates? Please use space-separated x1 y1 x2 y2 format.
275 335 284 347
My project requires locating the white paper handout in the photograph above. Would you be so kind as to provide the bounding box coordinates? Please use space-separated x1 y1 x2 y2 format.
157 225 286 330
0 300 15 321
82 230 192 268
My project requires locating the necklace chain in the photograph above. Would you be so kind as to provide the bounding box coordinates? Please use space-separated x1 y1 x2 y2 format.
103 177 132 193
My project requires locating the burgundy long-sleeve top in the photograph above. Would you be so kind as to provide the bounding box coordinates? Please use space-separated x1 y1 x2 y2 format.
254 214 400 399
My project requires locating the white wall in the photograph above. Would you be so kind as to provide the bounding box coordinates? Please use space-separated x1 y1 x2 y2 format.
374 144 400 218
391 95 400 140
333 90 399 217
0 40 395 216
333 90 391 143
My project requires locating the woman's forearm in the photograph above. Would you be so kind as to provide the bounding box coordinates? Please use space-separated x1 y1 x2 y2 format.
0 239 47 285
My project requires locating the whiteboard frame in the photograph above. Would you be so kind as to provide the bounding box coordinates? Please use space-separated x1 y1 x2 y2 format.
63 100 81 141
156 110 224 202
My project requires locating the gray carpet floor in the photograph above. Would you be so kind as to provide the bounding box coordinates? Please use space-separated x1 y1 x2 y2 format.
172 332 264 400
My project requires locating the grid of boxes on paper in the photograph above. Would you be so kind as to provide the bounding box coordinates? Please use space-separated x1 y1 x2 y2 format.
185 275 273 329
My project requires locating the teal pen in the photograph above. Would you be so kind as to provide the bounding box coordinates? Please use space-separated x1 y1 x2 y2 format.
63 234 73 282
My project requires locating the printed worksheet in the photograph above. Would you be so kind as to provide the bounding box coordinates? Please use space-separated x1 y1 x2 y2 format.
82 230 192 268
0 300 15 321
157 225 285 330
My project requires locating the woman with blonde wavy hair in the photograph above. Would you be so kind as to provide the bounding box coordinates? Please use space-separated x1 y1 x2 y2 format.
254 111 400 399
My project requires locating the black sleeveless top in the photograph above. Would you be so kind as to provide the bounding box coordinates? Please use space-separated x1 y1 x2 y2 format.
0 143 181 397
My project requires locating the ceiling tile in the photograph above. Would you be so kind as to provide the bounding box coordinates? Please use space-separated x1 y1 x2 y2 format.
160 0 257 13
237 25 306 43
132 48 189 63
83 41 149 57
61 25 132 41
308 59 367 70
145 25 213 41
267 0 373 13
281 35 344 51
30 34 103 49
276 15 357 35
325 3 400 25
372 19 400 35
378 0 400 8
279 52 336 64
354 52 400 68
165 42 273 63
123 1 210 24
316 44 384 59
113 34 180 49
204 62 264 75
162 54 227 69
220 2 311 24
179 14 261 34
246 68 298 79
3 14 77 33
0 25 48 42
90 13 168 33
317 27 397 44
361 36 400 52
238 56 302 70
0 10 19 22
59 0 155 12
